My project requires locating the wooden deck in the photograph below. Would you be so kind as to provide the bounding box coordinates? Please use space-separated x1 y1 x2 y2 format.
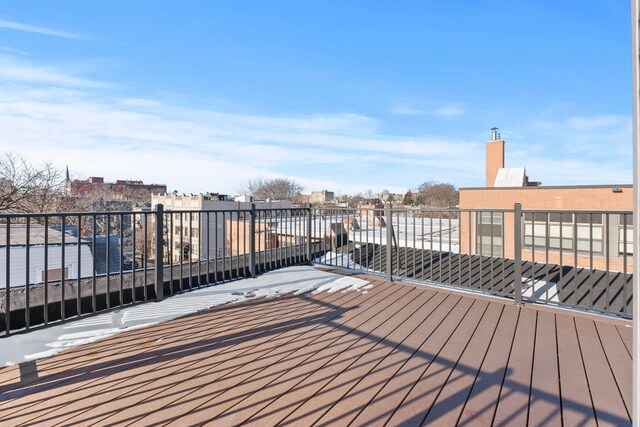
0 271 632 426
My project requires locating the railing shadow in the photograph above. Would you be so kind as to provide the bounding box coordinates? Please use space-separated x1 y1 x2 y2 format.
0 282 630 426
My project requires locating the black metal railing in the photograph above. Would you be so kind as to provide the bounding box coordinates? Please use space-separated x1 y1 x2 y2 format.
0 204 317 336
1 203 634 336
313 203 634 318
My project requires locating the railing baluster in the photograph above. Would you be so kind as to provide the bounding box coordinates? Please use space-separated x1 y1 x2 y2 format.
61 215 66 320
514 203 523 306
5 219 11 335
44 216 49 324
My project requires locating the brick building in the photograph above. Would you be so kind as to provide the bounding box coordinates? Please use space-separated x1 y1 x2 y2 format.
459 131 633 271
66 172 167 205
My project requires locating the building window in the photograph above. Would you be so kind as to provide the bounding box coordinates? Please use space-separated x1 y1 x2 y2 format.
618 214 633 255
524 212 604 254
42 267 69 282
476 212 503 257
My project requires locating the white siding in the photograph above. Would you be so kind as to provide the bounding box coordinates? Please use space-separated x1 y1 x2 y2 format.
0 244 94 288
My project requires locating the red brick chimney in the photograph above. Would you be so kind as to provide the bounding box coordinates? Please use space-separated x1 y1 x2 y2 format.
486 128 504 187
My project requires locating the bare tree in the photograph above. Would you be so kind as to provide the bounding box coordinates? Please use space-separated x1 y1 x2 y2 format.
239 176 304 201
416 180 458 207
0 152 64 212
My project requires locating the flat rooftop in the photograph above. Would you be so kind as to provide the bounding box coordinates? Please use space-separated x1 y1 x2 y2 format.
0 270 632 426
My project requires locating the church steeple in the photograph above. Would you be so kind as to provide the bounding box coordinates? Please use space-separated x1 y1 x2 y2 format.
64 166 71 196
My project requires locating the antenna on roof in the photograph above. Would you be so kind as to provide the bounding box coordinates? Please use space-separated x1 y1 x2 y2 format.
490 127 499 140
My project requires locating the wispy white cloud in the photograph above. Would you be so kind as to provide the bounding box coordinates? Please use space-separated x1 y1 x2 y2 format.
0 52 630 195
0 81 484 194
433 106 465 117
389 103 465 118
0 18 87 40
0 45 29 56
499 112 632 185
0 55 112 88
567 114 625 131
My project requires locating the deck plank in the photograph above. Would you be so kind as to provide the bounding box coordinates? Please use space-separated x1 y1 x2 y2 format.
492 307 537 427
272 289 441 426
208 287 423 427
596 321 633 414
65 280 392 427
528 310 562 427
556 313 597 427
127 281 407 426
615 323 633 357
309 291 452 427
1 284 369 426
575 317 631 426
0 272 632 427
384 299 491 426
348 295 472 427
419 302 504 426
0 290 317 388
456 304 519 427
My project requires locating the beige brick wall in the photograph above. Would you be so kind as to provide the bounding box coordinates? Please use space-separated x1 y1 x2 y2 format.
485 140 504 187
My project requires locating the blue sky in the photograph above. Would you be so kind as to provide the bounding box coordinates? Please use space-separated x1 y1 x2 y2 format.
0 1 632 195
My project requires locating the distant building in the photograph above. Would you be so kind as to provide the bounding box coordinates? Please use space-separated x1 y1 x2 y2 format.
151 193 293 263
309 190 335 205
66 171 167 206
459 129 632 271
0 225 94 287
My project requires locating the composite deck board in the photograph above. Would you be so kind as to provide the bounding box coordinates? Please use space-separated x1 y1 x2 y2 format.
116 280 397 426
271 289 439 426
575 317 631 426
348 296 473 426
310 292 451 427
528 311 562 427
492 308 537 427
419 303 504 426
2 285 361 425
58 281 385 426
456 303 520 426
595 321 633 413
236 287 425 427
0 294 322 417
0 271 632 427
616 323 633 356
384 299 490 426
0 292 312 388
134 280 408 426
556 313 597 427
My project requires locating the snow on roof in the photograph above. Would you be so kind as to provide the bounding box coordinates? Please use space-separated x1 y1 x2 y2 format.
0 224 70 247
493 167 526 187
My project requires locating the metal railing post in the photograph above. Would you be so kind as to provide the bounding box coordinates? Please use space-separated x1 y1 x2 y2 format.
385 203 393 282
155 204 164 302
307 204 313 264
250 203 256 278
513 203 523 306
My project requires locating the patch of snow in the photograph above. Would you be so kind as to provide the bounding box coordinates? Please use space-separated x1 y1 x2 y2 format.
522 277 560 303
1 266 368 366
